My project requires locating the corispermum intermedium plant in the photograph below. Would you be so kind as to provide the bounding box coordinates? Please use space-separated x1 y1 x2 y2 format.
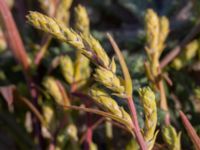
26 6 190 149
0 0 200 150
144 9 182 150
26 9 154 149
1 0 200 149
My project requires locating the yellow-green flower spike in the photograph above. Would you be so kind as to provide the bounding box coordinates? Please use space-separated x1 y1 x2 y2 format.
194 87 200 100
60 55 74 84
89 142 98 150
145 9 169 79
94 67 125 95
74 4 90 34
43 76 63 105
172 40 199 70
158 16 169 53
66 124 78 141
27 11 84 50
38 0 56 16
145 9 159 54
171 58 183 70
74 50 91 89
162 125 181 150
56 0 73 25
139 87 158 150
89 86 132 128
109 57 117 73
145 9 160 77
42 104 55 130
73 4 91 89
126 139 140 150
27 12 111 69
184 40 199 60
0 27 7 51
81 34 110 68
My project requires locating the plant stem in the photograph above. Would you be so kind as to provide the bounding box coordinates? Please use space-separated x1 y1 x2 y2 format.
160 19 200 69
127 97 147 150
20 96 46 127
0 1 44 148
179 111 200 150
158 80 170 125
71 89 93 150
34 35 52 65
0 0 30 72
84 108 93 150
107 33 147 150
80 118 105 144
158 80 168 110
84 116 92 150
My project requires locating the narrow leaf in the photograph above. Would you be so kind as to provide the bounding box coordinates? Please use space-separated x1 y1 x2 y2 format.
62 105 134 132
20 97 47 127
0 85 15 106
56 80 71 106
0 0 29 72
106 33 132 97
179 111 200 150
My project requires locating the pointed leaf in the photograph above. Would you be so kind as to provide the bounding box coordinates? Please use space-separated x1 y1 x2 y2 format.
0 85 16 106
180 111 200 150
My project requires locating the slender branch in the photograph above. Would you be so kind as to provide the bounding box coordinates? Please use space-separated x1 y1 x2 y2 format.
127 97 147 150
107 33 147 150
20 96 47 127
158 80 168 112
56 80 71 106
160 20 200 69
80 118 105 144
0 0 30 72
62 105 133 130
157 68 169 125
34 35 52 65
80 117 132 144
106 33 132 96
0 1 43 147
49 114 68 150
84 104 93 150
179 111 200 150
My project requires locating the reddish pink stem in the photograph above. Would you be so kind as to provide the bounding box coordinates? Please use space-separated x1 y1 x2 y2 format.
84 115 93 150
71 90 93 150
84 99 93 150
0 0 29 72
0 1 44 148
160 20 200 69
127 97 147 150
179 111 200 150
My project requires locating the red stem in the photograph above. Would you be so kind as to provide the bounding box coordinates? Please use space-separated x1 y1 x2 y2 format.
179 111 200 150
34 35 52 65
71 90 93 150
127 97 147 150
0 1 43 148
160 19 200 69
84 113 93 150
0 0 29 72
84 98 93 150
